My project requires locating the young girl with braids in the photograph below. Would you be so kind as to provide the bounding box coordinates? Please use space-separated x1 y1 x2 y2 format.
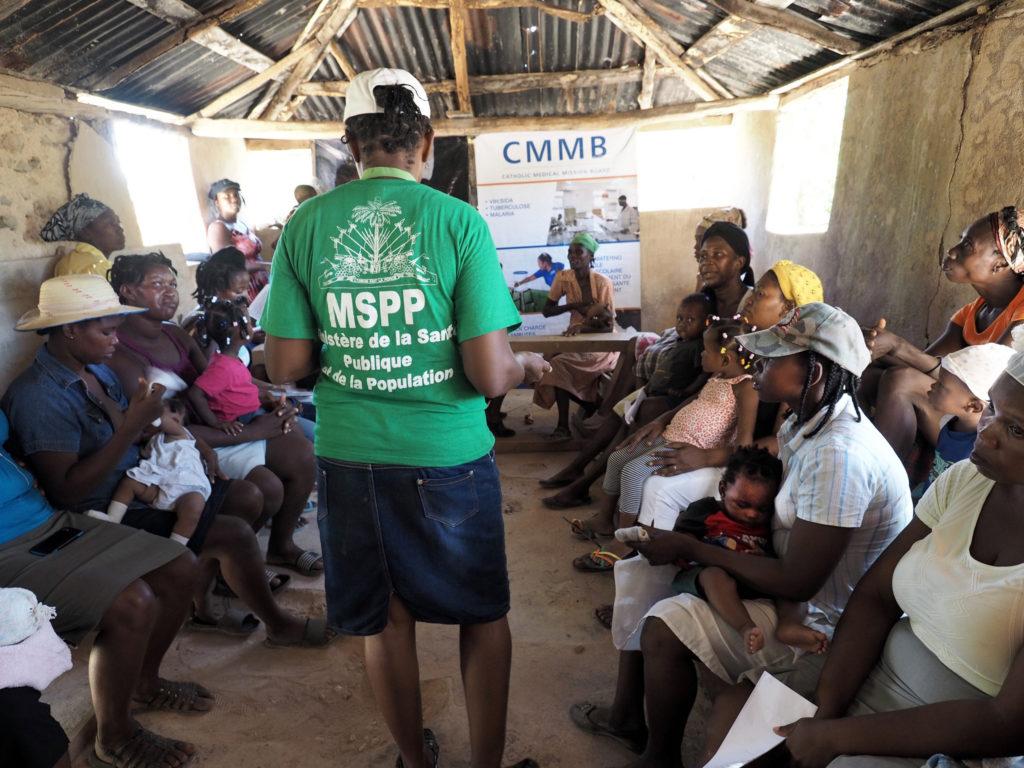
187 298 272 435
574 317 759 572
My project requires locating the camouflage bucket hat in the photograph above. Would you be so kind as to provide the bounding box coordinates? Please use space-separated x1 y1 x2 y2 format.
736 302 871 376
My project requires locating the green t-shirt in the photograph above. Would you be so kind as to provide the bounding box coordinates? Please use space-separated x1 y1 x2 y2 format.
261 167 521 466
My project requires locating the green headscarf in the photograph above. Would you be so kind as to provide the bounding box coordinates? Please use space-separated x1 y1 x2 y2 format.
570 232 599 255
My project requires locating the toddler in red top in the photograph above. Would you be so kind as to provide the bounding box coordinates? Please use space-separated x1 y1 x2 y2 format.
187 297 267 434
672 447 828 655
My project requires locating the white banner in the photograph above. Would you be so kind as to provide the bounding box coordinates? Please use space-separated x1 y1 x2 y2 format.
474 129 641 334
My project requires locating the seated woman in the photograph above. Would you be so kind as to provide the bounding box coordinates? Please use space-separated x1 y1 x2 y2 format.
106 254 322 577
2 274 326 650
206 178 268 302
0 408 203 768
571 304 912 764
40 193 126 278
866 206 1024 461
533 232 618 439
558 259 822 536
715 351 1024 768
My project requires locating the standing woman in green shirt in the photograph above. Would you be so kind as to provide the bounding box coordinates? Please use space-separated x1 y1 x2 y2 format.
261 69 548 768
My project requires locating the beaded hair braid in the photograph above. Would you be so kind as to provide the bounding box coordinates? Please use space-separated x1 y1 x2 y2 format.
196 296 253 350
706 314 756 370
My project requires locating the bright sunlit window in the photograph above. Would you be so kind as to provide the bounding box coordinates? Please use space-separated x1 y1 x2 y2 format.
766 77 849 235
113 121 207 252
636 124 737 212
241 149 314 228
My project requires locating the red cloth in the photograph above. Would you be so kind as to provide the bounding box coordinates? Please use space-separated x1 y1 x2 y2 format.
194 353 260 422
702 509 770 555
224 221 268 302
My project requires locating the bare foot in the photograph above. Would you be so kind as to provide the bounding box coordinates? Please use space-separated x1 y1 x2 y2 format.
776 622 829 654
539 467 583 487
743 624 764 654
572 514 616 538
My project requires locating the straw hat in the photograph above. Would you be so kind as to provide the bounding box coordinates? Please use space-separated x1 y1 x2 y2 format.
16 274 147 332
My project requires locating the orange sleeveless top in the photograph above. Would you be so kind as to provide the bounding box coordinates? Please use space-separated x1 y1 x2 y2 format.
950 283 1024 345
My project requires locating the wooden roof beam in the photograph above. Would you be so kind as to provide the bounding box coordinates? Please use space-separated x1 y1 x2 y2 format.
594 0 728 101
260 0 360 120
328 39 358 80
298 64 683 97
357 0 603 25
448 0 473 115
82 0 273 90
638 48 656 109
190 93 778 138
705 0 862 55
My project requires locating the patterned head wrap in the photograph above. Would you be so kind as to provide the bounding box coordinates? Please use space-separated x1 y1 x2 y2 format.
769 260 824 306
570 232 600 255
989 206 1024 274
40 194 112 243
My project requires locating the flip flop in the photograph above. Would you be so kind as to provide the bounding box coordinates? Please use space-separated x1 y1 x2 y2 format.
566 517 612 541
594 604 613 630
187 608 260 637
542 494 591 510
264 617 333 649
266 550 323 576
396 728 440 768
568 702 646 754
572 549 620 573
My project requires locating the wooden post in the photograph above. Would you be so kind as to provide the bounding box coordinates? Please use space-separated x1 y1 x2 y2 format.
448 0 473 115
638 49 657 109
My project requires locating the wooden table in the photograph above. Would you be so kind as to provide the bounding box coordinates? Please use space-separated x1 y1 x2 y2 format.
508 331 637 355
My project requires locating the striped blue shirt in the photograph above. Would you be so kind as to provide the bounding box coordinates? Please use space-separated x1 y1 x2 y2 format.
772 395 913 634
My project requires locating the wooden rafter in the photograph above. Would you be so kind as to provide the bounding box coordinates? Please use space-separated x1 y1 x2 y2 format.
594 0 727 101
705 0 862 55
638 49 657 109
0 1 34 25
192 39 321 119
190 94 777 138
297 65 681 97
448 0 473 115
328 40 358 80
357 0 603 25
121 0 276 69
260 0 360 120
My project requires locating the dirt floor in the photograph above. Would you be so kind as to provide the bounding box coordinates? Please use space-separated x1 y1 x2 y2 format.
68 391 709 767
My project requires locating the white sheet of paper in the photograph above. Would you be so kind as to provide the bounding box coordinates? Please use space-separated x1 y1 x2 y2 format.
702 672 818 768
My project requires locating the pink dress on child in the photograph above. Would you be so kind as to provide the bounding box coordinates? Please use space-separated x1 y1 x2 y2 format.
661 373 752 448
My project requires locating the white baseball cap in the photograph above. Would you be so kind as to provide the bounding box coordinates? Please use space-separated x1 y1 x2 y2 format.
343 68 431 122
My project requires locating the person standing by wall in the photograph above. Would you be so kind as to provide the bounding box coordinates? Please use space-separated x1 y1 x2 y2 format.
206 179 268 302
261 68 547 768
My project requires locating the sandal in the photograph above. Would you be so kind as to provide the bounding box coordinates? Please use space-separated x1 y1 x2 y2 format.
266 550 323 576
89 726 196 767
187 607 260 637
542 494 591 510
594 604 613 630
567 517 612 541
396 728 440 768
569 702 646 754
132 679 215 714
572 549 621 573
213 569 290 598
264 617 333 649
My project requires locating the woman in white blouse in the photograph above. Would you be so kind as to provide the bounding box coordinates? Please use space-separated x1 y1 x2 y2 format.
770 351 1024 767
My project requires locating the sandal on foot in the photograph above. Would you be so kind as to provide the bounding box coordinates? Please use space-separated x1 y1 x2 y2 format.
594 604 613 630
213 569 290 598
542 494 591 510
187 608 260 637
396 728 440 768
569 702 646 754
567 517 612 541
572 549 621 573
264 617 332 649
89 726 196 767
267 550 323 576
132 679 214 714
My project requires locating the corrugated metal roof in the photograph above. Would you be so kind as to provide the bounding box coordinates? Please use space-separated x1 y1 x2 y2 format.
0 0 975 120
